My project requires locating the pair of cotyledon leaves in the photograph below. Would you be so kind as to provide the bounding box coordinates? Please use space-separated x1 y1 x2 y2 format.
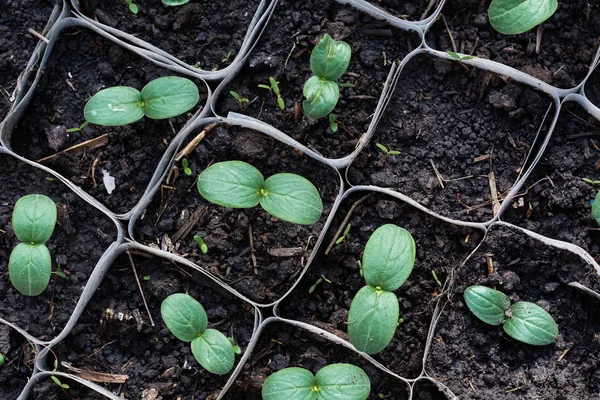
348 224 416 355
464 285 558 346
303 34 351 120
161 293 235 375
489 0 557 34
262 363 370 400
9 194 57 296
84 76 199 126
197 161 323 226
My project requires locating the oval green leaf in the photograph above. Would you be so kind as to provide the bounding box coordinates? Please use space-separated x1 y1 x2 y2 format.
260 173 323 225
9 243 51 296
464 285 510 326
141 76 199 119
262 367 316 400
12 194 57 244
191 329 235 375
161 293 207 342
302 76 339 120
316 364 370 400
84 86 144 126
362 224 415 291
503 301 558 345
488 0 558 35
162 0 190 5
310 34 351 81
197 161 264 209
593 191 600 225
348 286 399 355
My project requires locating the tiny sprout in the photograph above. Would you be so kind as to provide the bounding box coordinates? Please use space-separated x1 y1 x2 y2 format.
162 0 190 5
229 91 249 108
375 143 401 156
194 235 208 254
446 51 474 62
143 275 150 281
0 353 4 366
66 120 89 133
222 51 232 64
329 114 338 133
432 270 442 287
53 267 68 280
258 77 285 110
335 223 351 245
593 191 600 225
181 158 193 176
228 337 241 355
583 178 600 185
51 359 70 389
308 274 331 294
124 0 138 14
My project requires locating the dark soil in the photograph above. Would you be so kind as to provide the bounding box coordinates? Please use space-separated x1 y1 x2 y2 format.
0 0 59 121
367 0 439 21
585 65 600 108
11 28 208 215
78 0 261 69
278 191 484 379
0 153 116 341
0 325 34 399
427 0 600 89
502 102 600 259
52 251 256 399
30 378 109 400
427 224 600 399
225 320 413 399
134 124 341 304
215 0 421 160
347 52 553 223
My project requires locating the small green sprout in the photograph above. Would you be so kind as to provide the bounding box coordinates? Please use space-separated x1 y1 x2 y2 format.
53 266 68 280
308 274 331 294
583 178 600 185
375 143 401 156
51 359 69 390
84 76 199 126
593 191 600 225
348 224 415 354
143 275 150 281
161 293 237 374
262 364 370 400
229 91 249 108
432 270 442 287
328 114 338 133
339 82 356 88
66 121 89 133
228 337 241 355
303 34 351 119
258 77 285 110
0 353 4 366
9 194 57 296
222 51 232 64
446 51 474 62
197 161 323 225
488 0 557 34
182 158 193 176
162 0 190 5
193 235 208 254
335 223 351 245
464 285 558 346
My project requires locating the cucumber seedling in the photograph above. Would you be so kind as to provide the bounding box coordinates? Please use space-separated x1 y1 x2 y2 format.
348 224 416 354
197 161 323 225
303 34 351 120
84 76 199 126
488 0 557 34
592 190 600 225
9 194 57 296
162 0 189 5
464 285 558 345
262 363 370 400
161 293 237 374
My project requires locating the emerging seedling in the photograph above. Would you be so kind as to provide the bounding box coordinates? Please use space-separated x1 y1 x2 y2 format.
464 285 558 346
592 190 600 225
197 161 323 225
348 224 415 354
162 0 189 5
308 274 331 294
0 353 4 366
328 114 338 133
222 51 232 64
161 293 236 374
335 223 351 245
446 51 474 62
51 359 70 390
488 0 557 34
84 76 199 126
9 194 57 296
375 143 401 156
262 363 370 400
66 121 89 133
229 91 249 109
258 77 285 110
124 0 138 14
181 158 193 176
193 235 208 254
303 34 351 119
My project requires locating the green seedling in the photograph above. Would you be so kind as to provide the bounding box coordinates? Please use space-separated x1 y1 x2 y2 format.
583 178 600 185
262 363 370 400
9 194 57 296
432 270 442 287
229 91 249 108
348 224 415 354
375 143 401 156
335 223 351 245
193 235 208 254
182 158 193 176
143 275 150 281
446 51 474 62
161 293 236 374
66 121 89 133
488 0 557 34
464 285 558 346
162 0 190 5
0 353 4 366
328 114 338 133
197 161 323 225
222 51 232 64
303 34 351 120
84 76 199 126
51 359 69 390
228 337 241 355
593 191 600 225
308 274 331 294
124 0 138 14
258 77 285 110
